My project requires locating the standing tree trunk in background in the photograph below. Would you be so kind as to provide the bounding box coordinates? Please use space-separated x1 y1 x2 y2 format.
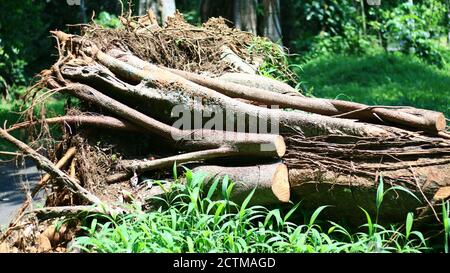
138 0 157 16
200 0 282 44
79 0 88 23
159 0 176 23
447 0 450 45
359 0 367 36
137 0 175 24
261 0 282 44
234 0 258 35
200 0 234 23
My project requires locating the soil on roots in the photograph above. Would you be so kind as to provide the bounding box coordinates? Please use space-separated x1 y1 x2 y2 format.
82 12 258 76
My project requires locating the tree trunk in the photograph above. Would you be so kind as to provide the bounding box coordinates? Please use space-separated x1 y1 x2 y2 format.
288 162 450 225
138 0 175 24
261 0 282 44
79 0 87 23
83 48 390 137
234 0 258 35
218 72 303 97
200 0 234 23
138 0 156 16
159 0 176 24
57 83 286 156
447 0 450 45
200 0 281 43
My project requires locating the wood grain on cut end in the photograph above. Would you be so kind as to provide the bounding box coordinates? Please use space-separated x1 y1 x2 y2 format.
433 186 450 201
435 113 446 131
271 164 290 202
275 135 287 158
191 162 290 205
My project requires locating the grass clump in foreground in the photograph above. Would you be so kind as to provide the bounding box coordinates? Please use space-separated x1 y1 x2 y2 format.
72 168 449 253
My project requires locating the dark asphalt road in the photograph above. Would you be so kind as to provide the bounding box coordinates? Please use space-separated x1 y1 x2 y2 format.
0 160 42 227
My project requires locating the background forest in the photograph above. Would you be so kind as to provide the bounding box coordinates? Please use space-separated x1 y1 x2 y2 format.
1 0 449 120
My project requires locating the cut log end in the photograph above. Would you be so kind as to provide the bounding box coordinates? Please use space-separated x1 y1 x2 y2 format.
271 163 290 202
192 162 290 205
274 135 287 158
435 113 446 132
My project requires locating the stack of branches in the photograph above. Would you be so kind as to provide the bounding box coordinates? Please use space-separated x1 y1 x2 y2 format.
1 11 450 252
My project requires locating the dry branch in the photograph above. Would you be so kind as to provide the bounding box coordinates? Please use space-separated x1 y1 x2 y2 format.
0 128 101 205
219 45 258 74
107 146 259 183
69 158 76 179
32 147 77 196
30 205 115 221
7 115 140 133
218 72 304 97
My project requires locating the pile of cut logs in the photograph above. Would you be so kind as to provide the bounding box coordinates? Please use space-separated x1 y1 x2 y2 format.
1 14 449 228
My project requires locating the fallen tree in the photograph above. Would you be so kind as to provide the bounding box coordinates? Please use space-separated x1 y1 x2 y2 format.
0 11 449 252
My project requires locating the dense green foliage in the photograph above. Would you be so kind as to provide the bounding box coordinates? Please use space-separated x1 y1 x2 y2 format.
72 168 450 253
284 0 448 66
249 37 301 86
94 11 123 29
0 0 45 93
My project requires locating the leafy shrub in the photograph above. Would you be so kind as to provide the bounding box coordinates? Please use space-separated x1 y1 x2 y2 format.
306 26 377 59
0 0 47 98
304 0 357 36
0 43 27 96
381 1 447 66
94 11 123 29
287 0 448 66
248 37 301 87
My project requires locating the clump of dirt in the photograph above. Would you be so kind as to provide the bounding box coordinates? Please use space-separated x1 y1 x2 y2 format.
82 12 258 75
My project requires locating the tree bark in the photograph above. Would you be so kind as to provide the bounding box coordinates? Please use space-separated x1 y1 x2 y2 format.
6 115 140 133
261 0 282 44
220 46 258 74
107 146 285 183
447 0 450 45
218 72 303 97
200 0 234 23
137 0 175 24
287 162 450 225
165 67 446 133
234 0 258 35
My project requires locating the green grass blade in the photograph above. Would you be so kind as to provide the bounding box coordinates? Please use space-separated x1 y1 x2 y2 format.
309 206 329 227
